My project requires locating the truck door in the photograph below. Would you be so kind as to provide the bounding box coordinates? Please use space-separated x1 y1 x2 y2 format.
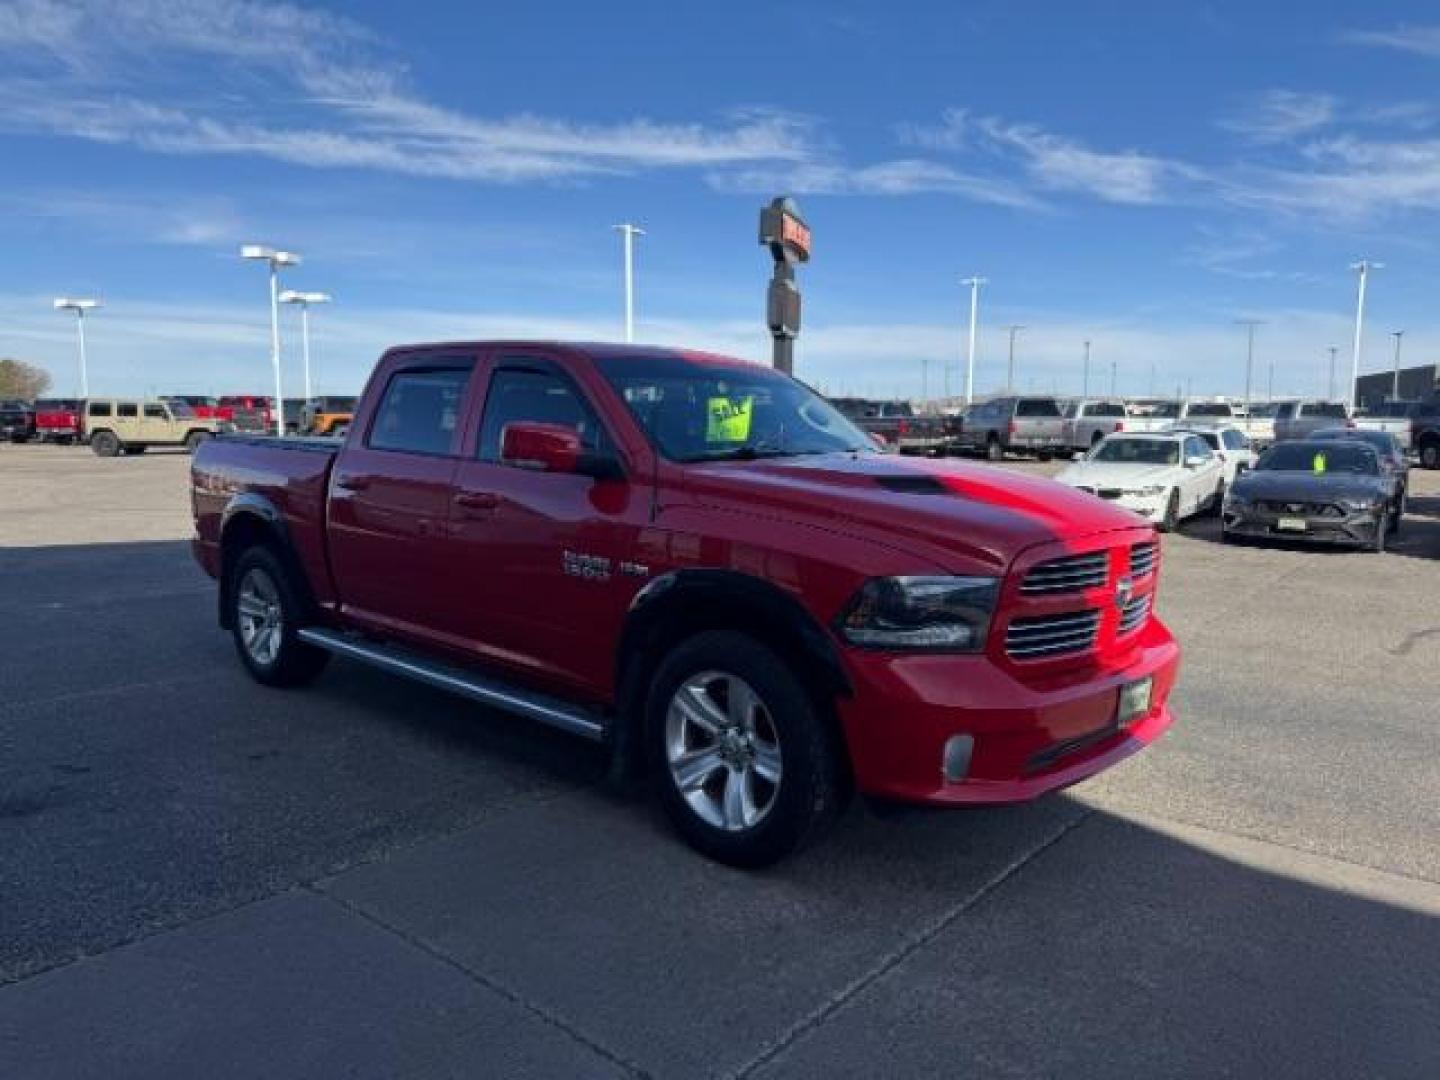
442 352 650 700
326 354 479 645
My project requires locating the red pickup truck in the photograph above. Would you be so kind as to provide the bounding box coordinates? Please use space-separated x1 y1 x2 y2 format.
33 398 84 443
192 342 1179 865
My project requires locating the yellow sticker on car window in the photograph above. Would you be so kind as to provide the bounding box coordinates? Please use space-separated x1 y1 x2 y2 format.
1313 452 1327 474
707 395 754 442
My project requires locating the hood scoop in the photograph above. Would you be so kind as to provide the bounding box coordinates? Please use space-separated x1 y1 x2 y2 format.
874 474 951 495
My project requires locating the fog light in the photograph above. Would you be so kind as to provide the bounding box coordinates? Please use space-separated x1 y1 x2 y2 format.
943 735 974 782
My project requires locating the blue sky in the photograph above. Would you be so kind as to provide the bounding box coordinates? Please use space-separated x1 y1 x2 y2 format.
4 1 1440 402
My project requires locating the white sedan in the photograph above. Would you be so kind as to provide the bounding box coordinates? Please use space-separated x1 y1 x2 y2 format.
1169 423 1257 490
1054 432 1226 531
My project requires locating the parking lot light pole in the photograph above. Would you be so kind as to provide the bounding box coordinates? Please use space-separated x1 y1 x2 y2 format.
279 291 332 402
961 276 986 405
613 223 644 344
52 298 99 397
1390 330 1405 402
1349 260 1382 410
1082 340 1091 397
1327 345 1338 400
241 246 301 436
1005 325 1024 391
1235 319 1263 422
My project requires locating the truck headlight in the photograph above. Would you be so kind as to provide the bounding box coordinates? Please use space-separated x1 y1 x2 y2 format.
838 576 999 652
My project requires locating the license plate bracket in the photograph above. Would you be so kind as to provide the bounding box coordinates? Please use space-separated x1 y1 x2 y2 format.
1277 516 1308 532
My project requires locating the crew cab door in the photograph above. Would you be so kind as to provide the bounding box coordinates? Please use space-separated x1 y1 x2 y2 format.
326 352 479 643
441 352 650 699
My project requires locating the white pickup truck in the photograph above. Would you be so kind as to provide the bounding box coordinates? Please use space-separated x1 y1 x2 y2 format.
1353 402 1418 453
1272 400 1351 442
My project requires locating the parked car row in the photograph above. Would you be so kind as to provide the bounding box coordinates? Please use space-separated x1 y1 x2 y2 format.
1 393 359 449
1053 424 1409 552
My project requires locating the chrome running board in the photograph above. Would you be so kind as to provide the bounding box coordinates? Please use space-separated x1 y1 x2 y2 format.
298 628 607 742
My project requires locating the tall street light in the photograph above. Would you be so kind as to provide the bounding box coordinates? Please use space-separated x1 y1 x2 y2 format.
1390 330 1405 402
613 223 644 343
241 245 300 436
1326 345 1339 401
961 276 987 405
1082 339 1091 397
53 297 100 397
1349 259 1382 410
279 290 332 402
1235 318 1264 420
1005 325 1024 391
1110 357 1118 398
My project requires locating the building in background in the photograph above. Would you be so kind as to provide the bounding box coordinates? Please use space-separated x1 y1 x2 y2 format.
1354 364 1440 411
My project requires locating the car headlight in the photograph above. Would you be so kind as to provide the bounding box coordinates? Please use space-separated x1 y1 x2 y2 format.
838 576 999 652
1131 485 1167 497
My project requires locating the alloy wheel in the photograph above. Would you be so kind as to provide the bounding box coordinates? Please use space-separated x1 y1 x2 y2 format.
236 567 284 666
664 671 782 832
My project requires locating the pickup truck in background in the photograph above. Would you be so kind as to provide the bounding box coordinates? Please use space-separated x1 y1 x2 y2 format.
301 396 359 437
953 395 1068 459
32 399 84 444
191 341 1179 866
828 397 947 455
1272 399 1350 443
1 399 35 443
219 395 275 433
1063 398 1128 449
1352 401 1420 454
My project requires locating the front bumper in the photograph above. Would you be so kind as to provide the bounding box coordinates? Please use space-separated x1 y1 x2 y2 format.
835 617 1180 805
1223 506 1384 546
1073 488 1167 521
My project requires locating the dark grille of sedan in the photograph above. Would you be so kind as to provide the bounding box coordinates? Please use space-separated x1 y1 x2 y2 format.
1020 551 1109 595
1118 593 1152 636
1005 609 1102 659
1130 541 1158 578
1259 501 1343 517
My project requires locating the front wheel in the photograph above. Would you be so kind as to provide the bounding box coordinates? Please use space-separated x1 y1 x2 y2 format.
645 630 846 867
1371 514 1389 554
90 431 120 457
229 546 329 687
986 436 1003 461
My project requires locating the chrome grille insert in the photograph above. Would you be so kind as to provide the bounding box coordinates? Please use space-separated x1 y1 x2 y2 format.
1020 552 1108 595
1130 541 1158 578
1118 593 1152 635
1005 609 1102 659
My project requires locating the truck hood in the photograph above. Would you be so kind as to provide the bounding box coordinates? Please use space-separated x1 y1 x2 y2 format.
681 452 1144 574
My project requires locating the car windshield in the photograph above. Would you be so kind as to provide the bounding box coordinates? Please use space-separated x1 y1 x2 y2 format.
595 354 876 463
1257 443 1378 474
1092 438 1179 465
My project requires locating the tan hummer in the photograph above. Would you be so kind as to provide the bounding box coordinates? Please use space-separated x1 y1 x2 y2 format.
85 399 226 456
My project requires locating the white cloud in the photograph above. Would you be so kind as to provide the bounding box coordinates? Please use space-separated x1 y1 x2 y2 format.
905 109 1195 206
1341 25 1440 58
707 158 1045 209
1219 90 1336 142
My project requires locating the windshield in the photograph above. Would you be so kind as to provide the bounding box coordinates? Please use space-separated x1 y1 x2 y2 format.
595 354 876 463
1257 443 1378 474
1091 438 1179 465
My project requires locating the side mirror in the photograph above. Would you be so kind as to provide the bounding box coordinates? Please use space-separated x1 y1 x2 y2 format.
500 422 622 480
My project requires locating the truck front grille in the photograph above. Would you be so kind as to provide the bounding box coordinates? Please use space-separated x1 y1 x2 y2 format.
1020 552 1109 595
1005 610 1102 659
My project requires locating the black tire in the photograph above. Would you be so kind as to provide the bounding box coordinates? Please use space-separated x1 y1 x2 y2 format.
644 630 846 867
90 430 120 457
1158 489 1180 533
1420 441 1440 470
184 430 212 453
986 435 1003 461
1371 514 1388 554
228 546 329 688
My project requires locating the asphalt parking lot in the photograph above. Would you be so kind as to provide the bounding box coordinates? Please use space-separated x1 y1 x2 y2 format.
2 442 1438 1079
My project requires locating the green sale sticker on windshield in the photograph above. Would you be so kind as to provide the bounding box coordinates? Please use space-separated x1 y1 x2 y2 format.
707 395 754 442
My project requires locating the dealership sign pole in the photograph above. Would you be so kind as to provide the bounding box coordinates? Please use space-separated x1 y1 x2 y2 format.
759 197 809 375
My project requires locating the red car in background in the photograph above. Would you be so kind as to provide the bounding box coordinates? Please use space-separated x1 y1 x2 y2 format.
33 399 84 444
165 396 235 423
218 395 274 433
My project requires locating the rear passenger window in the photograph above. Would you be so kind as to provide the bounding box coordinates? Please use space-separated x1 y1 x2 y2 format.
367 368 471 455
144 403 167 419
117 403 137 418
88 402 112 418
477 368 609 463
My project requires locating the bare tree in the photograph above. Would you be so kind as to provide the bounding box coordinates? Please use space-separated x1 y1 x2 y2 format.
0 359 53 400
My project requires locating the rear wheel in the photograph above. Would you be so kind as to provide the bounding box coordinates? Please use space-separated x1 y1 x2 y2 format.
229 546 329 687
986 435 1003 461
90 430 120 457
645 630 845 867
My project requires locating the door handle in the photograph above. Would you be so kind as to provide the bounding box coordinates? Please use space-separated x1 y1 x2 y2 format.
454 490 500 511
335 474 371 491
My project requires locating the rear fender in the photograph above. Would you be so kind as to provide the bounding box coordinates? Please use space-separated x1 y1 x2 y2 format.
218 494 316 629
